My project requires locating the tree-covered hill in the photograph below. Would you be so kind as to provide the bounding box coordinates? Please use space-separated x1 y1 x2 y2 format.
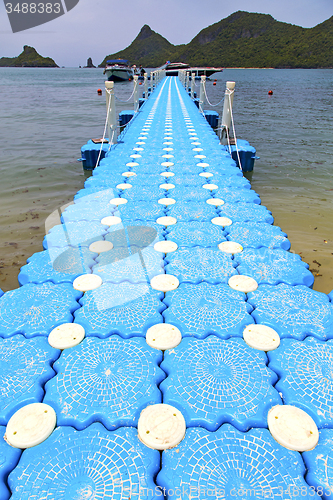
0 46 58 67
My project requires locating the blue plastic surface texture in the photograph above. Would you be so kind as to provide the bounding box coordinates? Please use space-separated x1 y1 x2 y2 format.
234 247 314 287
61 202 115 223
268 336 333 428
161 336 280 431
0 335 59 424
74 281 164 337
218 202 274 224
8 424 160 500
214 187 261 204
115 202 165 221
248 283 333 340
225 221 290 250
44 221 108 249
0 427 21 500
163 282 254 338
167 221 225 247
157 425 319 499
165 246 236 283
303 429 333 499
0 282 82 338
168 202 217 222
74 187 116 204
170 188 211 202
44 336 164 429
18 246 97 285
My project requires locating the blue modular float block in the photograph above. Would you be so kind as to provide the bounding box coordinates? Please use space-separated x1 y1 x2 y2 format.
61 202 116 223
168 202 217 222
115 202 166 221
248 283 333 340
18 246 97 285
329 289 333 302
0 282 82 338
165 246 237 284
169 187 211 202
81 140 109 169
218 202 274 224
122 187 162 202
166 221 225 247
44 336 164 429
225 221 290 250
44 221 109 249
163 282 254 338
213 187 261 204
157 425 320 500
105 222 163 248
8 424 160 500
205 173 251 189
93 246 164 283
0 288 4 298
0 427 21 500
74 187 116 203
234 247 314 287
171 175 208 187
160 336 280 431
0 335 59 425
268 337 333 428
74 281 165 338
303 429 333 499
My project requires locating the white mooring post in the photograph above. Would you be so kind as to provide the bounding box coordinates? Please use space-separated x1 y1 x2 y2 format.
105 81 117 145
221 81 236 140
199 75 206 113
144 72 148 98
185 71 189 92
191 72 195 99
133 75 139 112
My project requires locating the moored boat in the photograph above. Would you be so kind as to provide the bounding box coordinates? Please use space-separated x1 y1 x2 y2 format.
103 59 134 81
159 61 223 78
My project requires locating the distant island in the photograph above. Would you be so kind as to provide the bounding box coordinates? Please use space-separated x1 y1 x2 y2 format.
99 11 333 69
0 46 58 68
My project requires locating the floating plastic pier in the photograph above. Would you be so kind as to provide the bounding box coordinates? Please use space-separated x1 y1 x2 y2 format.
1 76 332 498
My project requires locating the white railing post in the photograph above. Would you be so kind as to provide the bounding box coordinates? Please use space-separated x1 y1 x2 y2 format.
144 72 148 98
185 71 189 92
191 72 195 98
152 71 155 90
133 75 139 112
199 75 206 113
105 80 117 144
221 81 236 139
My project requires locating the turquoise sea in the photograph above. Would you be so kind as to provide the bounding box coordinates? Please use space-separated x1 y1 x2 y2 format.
0 67 332 293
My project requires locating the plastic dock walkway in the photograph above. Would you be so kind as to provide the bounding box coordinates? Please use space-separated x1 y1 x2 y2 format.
1 76 333 499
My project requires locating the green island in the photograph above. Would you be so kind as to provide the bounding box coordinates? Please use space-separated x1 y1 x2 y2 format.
0 45 58 68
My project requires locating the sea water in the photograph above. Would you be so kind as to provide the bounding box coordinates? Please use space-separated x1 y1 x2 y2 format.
0 67 332 293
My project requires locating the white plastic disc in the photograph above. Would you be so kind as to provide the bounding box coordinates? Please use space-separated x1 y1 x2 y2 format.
195 155 206 159
110 198 127 206
146 324 182 350
150 274 179 292
188 132 197 135
197 162 210 168
48 323 85 350
160 171 175 177
130 154 141 158
191 142 201 145
5 403 56 449
101 216 122 226
116 183 132 190
138 404 186 450
243 324 280 351
126 162 139 167
89 240 114 253
199 172 213 178
267 405 319 451
192 147 203 152
158 198 176 206
73 274 103 292
136 141 145 145
161 162 174 168
122 171 136 178
154 241 178 253
206 198 224 206
218 241 243 254
202 183 218 191
163 148 174 152
162 154 174 159
211 217 232 227
159 183 175 190
133 147 144 152
163 142 173 145
156 216 177 227
228 275 258 293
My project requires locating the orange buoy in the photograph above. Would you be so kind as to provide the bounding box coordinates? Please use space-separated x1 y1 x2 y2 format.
268 90 273 95
139 82 142 85
213 82 216 86
97 89 102 95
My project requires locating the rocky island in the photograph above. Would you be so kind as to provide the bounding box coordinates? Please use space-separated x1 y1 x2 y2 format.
0 45 58 67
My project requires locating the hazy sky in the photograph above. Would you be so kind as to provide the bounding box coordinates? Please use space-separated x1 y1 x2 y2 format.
0 0 332 66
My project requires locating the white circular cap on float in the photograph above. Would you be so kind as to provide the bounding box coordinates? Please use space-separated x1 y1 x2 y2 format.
116 183 132 190
202 183 218 191
162 154 174 159
150 274 179 292
191 142 201 146
160 171 175 178
158 198 176 206
163 142 173 145
126 162 139 167
218 241 243 254
194 155 206 159
133 147 144 152
89 240 114 253
228 275 258 293
138 404 186 450
48 323 85 350
192 147 203 152
267 405 319 452
146 323 182 350
101 215 122 226
154 241 178 253
161 162 174 168
130 154 142 158
188 132 197 135
159 183 175 190
206 198 224 206
136 141 145 145
122 171 137 178
156 216 177 227
73 274 103 292
211 217 232 227
110 198 127 206
163 148 174 152
243 324 280 351
197 162 210 168
199 172 213 178
5 403 56 449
